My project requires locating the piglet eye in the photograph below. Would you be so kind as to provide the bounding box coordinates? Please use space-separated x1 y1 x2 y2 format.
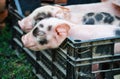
39 24 44 28
35 12 49 21
37 17 44 21
33 27 46 37
33 27 39 37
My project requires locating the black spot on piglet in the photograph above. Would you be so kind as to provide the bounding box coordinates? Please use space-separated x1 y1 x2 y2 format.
101 12 114 24
48 25 52 31
87 12 95 16
85 18 95 24
95 13 103 21
35 12 52 21
33 27 46 37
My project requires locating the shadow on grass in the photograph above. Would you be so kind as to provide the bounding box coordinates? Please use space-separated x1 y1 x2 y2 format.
0 25 36 79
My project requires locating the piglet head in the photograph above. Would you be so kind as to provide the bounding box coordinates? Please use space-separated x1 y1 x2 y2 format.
18 5 70 33
21 18 70 51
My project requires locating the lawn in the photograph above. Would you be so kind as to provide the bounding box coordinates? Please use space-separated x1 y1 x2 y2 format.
0 25 36 79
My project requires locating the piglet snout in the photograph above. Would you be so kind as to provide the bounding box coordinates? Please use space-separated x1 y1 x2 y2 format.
21 33 37 48
18 17 34 32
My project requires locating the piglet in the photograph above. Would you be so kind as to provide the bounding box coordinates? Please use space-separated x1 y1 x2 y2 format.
21 17 120 53
18 5 70 33
21 17 120 79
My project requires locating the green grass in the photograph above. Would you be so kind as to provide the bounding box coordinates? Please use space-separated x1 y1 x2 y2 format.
0 25 36 79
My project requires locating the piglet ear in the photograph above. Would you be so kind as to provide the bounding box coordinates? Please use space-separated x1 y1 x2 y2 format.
56 5 70 11
55 23 70 37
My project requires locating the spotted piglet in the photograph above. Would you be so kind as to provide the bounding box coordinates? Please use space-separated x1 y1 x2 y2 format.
18 5 70 32
21 17 120 53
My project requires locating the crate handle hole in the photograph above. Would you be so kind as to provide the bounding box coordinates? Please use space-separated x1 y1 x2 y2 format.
74 39 81 42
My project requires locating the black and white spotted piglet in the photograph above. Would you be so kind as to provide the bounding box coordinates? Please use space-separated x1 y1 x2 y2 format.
18 5 70 32
21 17 120 53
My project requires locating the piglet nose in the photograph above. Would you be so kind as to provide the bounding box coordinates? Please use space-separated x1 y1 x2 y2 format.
18 18 33 33
21 34 36 48
18 20 24 30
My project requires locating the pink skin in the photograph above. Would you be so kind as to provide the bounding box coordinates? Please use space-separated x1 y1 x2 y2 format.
18 0 120 33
